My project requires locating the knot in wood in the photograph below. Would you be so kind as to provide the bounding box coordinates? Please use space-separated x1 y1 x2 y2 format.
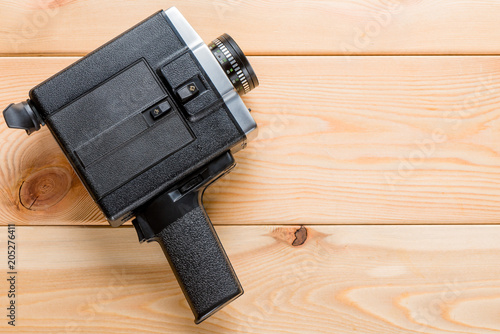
19 167 72 211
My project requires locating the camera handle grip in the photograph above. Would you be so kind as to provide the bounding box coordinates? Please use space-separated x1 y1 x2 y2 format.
132 152 243 323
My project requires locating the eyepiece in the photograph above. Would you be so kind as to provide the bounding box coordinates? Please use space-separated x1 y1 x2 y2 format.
209 34 259 95
3 100 42 135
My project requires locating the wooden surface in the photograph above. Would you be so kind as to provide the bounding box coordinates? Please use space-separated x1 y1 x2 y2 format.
1 225 500 333
1 0 500 333
4 56 500 225
1 0 500 55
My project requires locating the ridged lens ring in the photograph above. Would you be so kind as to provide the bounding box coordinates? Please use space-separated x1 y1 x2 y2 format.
209 34 259 96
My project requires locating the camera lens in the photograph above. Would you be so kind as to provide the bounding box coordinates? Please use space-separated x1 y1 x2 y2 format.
209 34 259 96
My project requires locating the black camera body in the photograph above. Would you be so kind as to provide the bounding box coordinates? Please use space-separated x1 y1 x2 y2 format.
3 7 258 323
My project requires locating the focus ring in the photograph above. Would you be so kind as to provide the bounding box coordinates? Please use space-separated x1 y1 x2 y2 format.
213 38 251 94
209 34 259 96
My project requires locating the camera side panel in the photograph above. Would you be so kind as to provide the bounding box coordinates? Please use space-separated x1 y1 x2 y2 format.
27 11 246 224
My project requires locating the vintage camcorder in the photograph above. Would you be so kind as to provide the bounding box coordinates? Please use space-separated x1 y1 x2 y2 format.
2 7 258 323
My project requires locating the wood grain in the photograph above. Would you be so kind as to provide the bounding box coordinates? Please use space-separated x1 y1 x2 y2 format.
3 56 500 225
1 2 498 333
1 0 500 56
1 225 500 333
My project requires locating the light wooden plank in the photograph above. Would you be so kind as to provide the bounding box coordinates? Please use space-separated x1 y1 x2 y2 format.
1 225 500 333
1 0 500 55
2 56 500 226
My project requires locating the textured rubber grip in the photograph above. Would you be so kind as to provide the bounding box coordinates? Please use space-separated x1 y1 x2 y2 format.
155 206 243 323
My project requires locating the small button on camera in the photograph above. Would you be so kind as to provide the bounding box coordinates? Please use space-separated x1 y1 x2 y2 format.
177 82 199 103
151 101 171 120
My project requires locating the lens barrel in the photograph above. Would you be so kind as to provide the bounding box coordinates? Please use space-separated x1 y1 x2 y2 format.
209 34 259 95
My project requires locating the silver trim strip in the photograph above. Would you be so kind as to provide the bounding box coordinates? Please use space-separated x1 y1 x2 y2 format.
164 7 257 142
